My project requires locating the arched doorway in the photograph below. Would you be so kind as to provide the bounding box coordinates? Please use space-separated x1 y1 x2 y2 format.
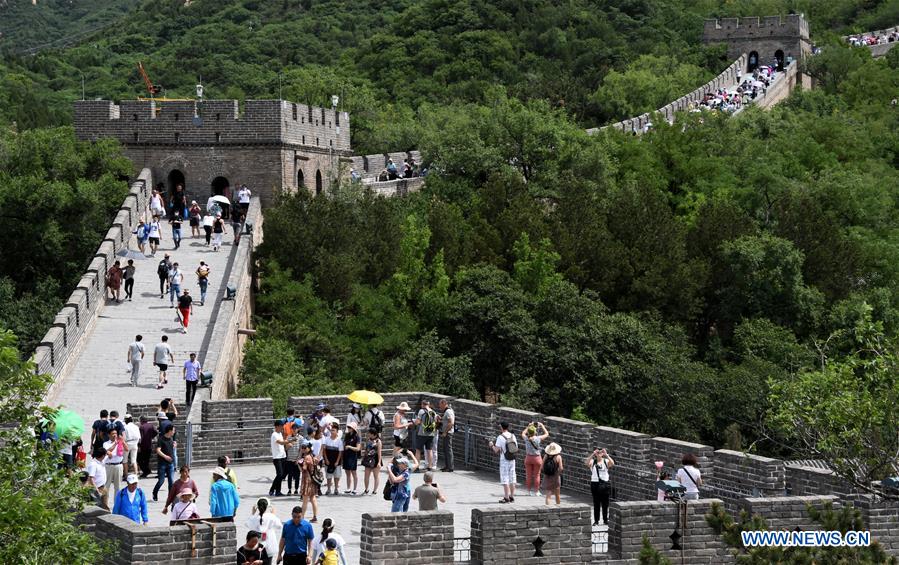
315 170 323 195
167 169 185 197
211 176 231 219
297 168 305 188
747 51 759 73
774 49 785 71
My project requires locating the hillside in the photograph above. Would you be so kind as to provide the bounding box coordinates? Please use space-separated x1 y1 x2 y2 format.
0 0 140 53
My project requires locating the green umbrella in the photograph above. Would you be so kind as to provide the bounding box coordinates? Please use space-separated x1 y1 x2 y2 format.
52 409 85 441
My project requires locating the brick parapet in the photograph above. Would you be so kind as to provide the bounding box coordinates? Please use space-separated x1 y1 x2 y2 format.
360 510 454 565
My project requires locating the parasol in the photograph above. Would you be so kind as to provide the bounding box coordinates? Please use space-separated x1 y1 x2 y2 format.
347 390 384 405
52 409 85 441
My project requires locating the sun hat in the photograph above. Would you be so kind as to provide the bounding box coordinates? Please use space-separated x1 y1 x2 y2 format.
125 474 139 485
179 488 194 498
346 421 358 430
212 466 228 479
545 443 562 456
396 402 410 411
396 457 409 466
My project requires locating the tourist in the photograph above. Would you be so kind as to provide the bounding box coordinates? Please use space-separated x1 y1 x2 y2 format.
189 201 202 238
361 403 384 435
112 474 149 525
310 428 324 463
322 424 344 496
246 497 281 563
386 456 411 512
157 253 172 298
218 454 239 486
676 453 702 500
86 446 108 509
392 402 412 456
195 261 210 305
299 442 319 523
361 428 382 495
270 420 293 497
413 400 438 472
238 531 269 565
346 403 361 429
183 352 201 405
137 415 156 478
122 414 141 476
162 465 199 515
489 422 518 503
108 410 126 437
106 260 123 302
586 447 615 525
169 489 200 523
438 399 455 472
341 422 361 495
177 288 193 334
210 466 240 519
232 211 243 246
317 406 337 431
386 158 398 179
202 212 214 246
103 428 127 504
285 419 302 496
656 470 672 501
172 184 188 220
153 335 174 390
170 213 183 250
412 471 446 511
212 213 226 251
158 398 178 427
311 518 348 565
90 409 110 451
542 442 563 506
152 426 176 502
149 189 165 218
123 259 136 301
134 218 150 254
316 538 340 565
126 335 145 387
278 506 314 564
148 215 163 255
168 261 183 307
305 403 326 436
522 421 549 496
238 184 252 214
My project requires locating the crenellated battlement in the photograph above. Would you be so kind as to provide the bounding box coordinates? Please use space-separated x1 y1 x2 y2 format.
703 14 808 39
703 14 811 69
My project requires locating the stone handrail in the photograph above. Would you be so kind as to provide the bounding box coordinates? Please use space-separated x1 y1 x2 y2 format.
36 168 153 399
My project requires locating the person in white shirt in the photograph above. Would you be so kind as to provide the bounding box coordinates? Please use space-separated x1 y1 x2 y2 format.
346 404 362 429
245 497 281 559
318 407 337 431
103 429 128 506
322 425 344 495
126 335 145 387
676 453 702 500
586 448 615 526
238 185 251 214
149 189 166 218
122 414 142 476
201 214 214 246
147 215 163 255
311 518 348 565
153 335 175 390
489 422 517 504
87 447 109 509
269 420 293 496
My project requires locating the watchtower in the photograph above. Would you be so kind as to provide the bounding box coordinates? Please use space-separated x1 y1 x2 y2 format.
74 99 353 205
702 14 811 72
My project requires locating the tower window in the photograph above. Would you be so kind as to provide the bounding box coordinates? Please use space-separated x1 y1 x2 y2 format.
174 113 179 121
216 132 222 143
133 132 139 142
216 113 221 121
132 114 138 121
292 104 297 120
174 133 180 143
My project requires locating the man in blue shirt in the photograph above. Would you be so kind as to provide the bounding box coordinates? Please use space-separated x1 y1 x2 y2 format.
112 474 149 525
278 506 314 564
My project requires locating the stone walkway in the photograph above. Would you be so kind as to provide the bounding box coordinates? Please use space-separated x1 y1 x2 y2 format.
46 221 240 442
137 462 603 563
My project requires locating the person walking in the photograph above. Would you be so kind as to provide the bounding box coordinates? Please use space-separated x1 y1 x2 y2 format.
386 457 412 512
489 422 518 504
322 424 344 496
183 352 201 405
210 466 240 519
278 506 314 565
212 213 226 251
238 184 252 214
103 428 127 505
522 421 549 496
413 399 438 472
157 253 172 298
360 428 382 495
152 425 176 502
202 213 214 246
341 422 360 495
413 471 447 511
134 218 150 254
162 465 199 516
438 399 455 472
392 402 412 457
123 259 136 301
149 189 165 218
195 261 210 305
126 335 145 387
170 213 183 250
122 414 141 476
113 474 149 525
168 262 183 308
231 211 243 246
586 448 615 526
106 260 123 302
137 415 157 478
311 518 348 565
177 288 194 334
172 184 188 221
147 215 163 255
153 335 174 390
542 442 563 506
246 497 281 563
676 453 702 501
270 420 293 497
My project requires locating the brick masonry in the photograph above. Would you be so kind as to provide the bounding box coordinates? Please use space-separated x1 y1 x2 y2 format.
360 510 454 564
470 504 593 564
702 14 812 62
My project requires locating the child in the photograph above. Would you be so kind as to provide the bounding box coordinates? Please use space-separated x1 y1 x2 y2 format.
657 470 672 501
317 537 339 565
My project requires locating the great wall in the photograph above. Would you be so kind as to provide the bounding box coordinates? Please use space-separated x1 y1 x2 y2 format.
29 13 899 564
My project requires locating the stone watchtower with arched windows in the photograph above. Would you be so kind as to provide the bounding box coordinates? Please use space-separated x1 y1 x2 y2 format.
702 14 812 73
74 98 353 205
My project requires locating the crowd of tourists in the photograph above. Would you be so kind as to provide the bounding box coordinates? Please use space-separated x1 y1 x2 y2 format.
351 156 428 184
847 30 899 46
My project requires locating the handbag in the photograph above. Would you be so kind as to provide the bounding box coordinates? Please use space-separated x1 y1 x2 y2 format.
382 479 393 501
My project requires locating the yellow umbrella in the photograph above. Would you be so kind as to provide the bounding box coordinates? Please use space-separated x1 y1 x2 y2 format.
347 390 384 405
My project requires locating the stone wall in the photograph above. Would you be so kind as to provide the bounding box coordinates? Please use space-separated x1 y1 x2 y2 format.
702 14 811 62
191 398 275 466
738 495 839 531
470 504 593 564
79 509 236 564
753 60 799 110
359 510 454 565
856 496 899 553
41 169 153 401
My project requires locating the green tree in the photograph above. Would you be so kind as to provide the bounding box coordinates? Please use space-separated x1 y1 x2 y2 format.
512 233 563 296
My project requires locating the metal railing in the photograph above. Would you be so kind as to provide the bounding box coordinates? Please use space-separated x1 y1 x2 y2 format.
453 537 470 562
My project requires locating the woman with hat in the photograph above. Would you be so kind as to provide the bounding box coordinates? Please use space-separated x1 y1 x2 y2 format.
542 443 564 506
346 403 362 429
245 497 280 564
392 402 413 456
169 488 200 523
342 422 361 495
209 465 240 519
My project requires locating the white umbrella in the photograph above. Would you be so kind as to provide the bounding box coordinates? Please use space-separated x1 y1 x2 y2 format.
210 195 230 205
752 80 765 88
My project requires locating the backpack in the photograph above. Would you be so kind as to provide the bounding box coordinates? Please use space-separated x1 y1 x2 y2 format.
310 462 325 486
502 433 518 460
367 409 384 434
157 260 170 278
382 478 394 500
542 455 558 476
421 409 437 434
